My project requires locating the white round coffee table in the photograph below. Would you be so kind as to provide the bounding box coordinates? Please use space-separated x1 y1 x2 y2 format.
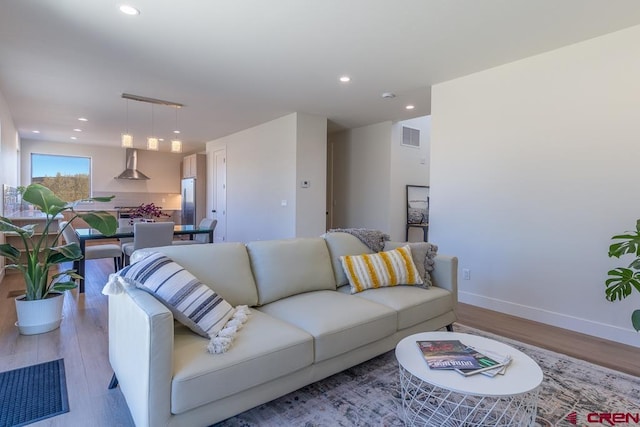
395 331 543 426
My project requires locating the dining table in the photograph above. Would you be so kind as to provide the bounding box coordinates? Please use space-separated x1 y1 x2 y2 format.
74 224 214 293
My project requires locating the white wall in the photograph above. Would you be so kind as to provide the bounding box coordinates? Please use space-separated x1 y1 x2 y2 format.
20 140 182 194
0 89 19 188
295 113 328 237
431 25 640 347
206 113 327 242
390 116 431 241
330 118 430 241
330 122 392 232
0 86 19 281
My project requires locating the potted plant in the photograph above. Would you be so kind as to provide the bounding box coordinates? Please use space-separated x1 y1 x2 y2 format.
0 184 117 334
129 202 169 223
605 219 640 332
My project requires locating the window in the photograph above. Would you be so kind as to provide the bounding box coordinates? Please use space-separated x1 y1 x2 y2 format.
31 154 91 201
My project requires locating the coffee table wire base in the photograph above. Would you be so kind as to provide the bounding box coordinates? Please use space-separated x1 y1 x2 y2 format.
399 365 539 426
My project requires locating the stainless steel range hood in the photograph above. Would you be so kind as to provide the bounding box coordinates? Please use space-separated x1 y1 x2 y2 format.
115 148 150 180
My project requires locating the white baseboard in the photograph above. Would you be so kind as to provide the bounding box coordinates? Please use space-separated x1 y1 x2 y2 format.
459 291 640 348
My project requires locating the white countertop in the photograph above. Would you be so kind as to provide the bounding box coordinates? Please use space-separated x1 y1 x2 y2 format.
4 210 63 220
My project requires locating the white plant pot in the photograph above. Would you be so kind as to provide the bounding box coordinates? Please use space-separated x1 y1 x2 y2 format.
15 292 64 335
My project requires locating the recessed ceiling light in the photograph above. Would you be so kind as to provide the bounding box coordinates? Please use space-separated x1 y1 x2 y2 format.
339 76 351 83
73 128 82 132
173 130 180 134
381 92 396 99
119 5 140 15
78 117 88 122
158 138 165 142
70 136 78 140
405 105 415 110
32 130 40 134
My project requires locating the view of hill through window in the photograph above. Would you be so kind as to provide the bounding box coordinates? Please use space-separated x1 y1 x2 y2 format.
31 154 91 201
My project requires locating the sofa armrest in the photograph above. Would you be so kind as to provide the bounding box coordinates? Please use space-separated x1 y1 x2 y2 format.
108 287 174 427
431 254 458 309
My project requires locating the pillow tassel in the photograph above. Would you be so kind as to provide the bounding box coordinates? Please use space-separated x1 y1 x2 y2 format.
102 274 127 296
206 306 252 354
208 336 233 354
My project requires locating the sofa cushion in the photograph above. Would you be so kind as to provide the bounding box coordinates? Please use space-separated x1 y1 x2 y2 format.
114 252 235 338
134 243 259 307
340 245 423 294
257 290 397 362
384 241 438 287
171 309 313 414
337 284 453 330
247 238 336 305
323 232 373 286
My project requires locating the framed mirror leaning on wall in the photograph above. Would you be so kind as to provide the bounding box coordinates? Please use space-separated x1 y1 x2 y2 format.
406 185 429 241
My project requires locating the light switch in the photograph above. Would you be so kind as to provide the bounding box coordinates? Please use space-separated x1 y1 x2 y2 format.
281 200 287 207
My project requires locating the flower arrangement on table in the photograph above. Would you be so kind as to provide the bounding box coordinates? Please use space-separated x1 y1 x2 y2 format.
129 202 170 224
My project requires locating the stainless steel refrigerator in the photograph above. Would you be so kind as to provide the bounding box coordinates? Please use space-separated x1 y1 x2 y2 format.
181 178 196 225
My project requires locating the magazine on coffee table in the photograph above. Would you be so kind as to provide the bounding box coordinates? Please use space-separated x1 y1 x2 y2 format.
453 346 512 377
416 340 509 375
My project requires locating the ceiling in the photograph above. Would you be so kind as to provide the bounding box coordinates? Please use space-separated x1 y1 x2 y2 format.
2 1 640 153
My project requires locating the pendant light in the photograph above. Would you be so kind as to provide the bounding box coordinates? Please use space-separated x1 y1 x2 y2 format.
170 106 182 153
147 104 159 151
121 99 134 148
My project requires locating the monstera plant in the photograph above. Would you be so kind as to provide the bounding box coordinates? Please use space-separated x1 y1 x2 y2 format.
0 184 117 299
606 219 640 332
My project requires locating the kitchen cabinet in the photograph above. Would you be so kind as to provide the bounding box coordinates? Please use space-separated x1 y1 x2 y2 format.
183 154 206 179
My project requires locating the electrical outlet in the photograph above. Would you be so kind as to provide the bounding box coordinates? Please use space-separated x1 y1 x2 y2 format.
462 269 471 280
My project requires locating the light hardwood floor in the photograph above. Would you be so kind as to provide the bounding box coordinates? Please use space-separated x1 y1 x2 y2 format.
1 259 638 426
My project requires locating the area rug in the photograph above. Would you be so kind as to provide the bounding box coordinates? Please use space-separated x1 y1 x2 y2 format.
0 359 69 427
214 324 640 427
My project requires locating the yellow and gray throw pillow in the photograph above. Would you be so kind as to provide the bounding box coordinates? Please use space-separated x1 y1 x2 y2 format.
339 245 423 294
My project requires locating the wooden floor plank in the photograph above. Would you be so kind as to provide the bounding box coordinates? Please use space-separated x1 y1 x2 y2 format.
456 302 640 377
1 259 638 426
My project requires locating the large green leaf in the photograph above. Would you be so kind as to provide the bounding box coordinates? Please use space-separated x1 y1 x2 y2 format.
632 310 640 332
22 184 66 214
605 268 640 301
79 211 117 235
51 281 77 292
0 244 21 262
0 217 27 234
609 233 640 258
51 269 82 281
46 243 83 264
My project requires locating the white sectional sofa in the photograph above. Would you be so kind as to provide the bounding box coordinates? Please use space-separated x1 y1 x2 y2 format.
107 232 458 426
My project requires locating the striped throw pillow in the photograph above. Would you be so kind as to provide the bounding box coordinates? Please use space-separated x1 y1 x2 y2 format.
339 245 423 294
116 252 235 338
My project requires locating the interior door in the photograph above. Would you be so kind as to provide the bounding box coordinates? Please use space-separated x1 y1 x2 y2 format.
213 148 227 242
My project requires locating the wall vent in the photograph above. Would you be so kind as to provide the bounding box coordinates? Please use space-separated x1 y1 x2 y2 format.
402 126 420 148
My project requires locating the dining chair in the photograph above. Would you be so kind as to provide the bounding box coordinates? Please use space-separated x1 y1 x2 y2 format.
117 218 143 245
58 221 122 272
172 218 217 245
122 221 175 266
